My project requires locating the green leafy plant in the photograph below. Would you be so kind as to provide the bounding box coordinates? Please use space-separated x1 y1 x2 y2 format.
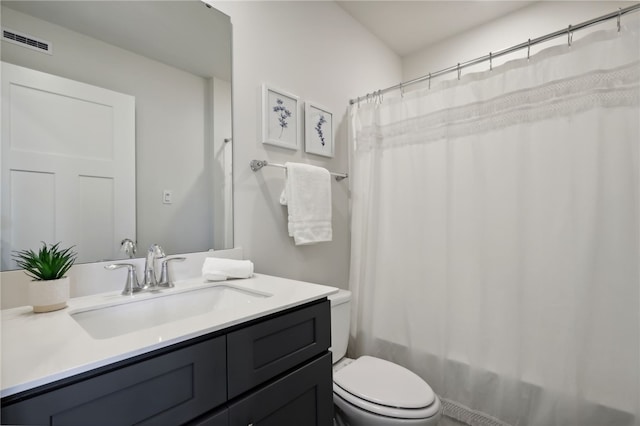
12 242 77 281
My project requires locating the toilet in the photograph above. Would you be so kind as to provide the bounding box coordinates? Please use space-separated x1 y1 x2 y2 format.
329 290 442 426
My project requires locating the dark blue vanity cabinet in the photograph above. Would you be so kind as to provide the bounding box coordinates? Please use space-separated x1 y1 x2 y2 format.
1 299 332 426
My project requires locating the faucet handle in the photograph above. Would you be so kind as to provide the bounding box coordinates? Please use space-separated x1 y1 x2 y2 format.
158 257 186 288
105 263 142 296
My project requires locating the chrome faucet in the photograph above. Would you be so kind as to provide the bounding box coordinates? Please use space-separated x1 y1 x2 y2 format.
158 257 186 288
142 244 165 290
105 263 143 296
120 238 137 259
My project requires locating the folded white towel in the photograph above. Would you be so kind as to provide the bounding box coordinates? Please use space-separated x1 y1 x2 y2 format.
202 257 254 282
279 162 332 245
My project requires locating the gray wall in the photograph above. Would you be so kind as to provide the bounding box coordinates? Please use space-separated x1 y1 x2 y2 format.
212 1 402 289
3 2 403 288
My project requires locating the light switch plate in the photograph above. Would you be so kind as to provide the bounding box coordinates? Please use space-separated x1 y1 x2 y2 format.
162 190 173 204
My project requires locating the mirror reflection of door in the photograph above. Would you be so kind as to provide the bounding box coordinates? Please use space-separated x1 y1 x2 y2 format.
1 1 233 269
1 62 135 269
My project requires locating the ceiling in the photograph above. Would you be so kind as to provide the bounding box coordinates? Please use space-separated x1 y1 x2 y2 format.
336 1 536 57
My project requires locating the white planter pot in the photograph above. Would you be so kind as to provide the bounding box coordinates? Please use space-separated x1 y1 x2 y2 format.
28 277 70 313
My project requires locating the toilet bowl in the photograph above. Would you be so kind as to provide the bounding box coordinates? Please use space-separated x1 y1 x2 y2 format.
329 290 442 426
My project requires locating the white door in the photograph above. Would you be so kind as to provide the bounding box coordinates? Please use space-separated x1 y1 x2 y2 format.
1 62 135 269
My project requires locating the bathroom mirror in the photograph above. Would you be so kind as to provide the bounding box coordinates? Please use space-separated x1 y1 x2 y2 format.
1 0 233 270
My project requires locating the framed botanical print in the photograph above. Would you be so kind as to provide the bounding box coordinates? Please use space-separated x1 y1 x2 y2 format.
262 84 300 150
304 102 333 158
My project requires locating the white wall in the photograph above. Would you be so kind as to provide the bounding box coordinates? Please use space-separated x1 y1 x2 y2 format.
212 77 233 249
210 1 402 289
403 1 637 87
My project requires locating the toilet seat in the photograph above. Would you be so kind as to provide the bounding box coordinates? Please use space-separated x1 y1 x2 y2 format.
333 356 440 419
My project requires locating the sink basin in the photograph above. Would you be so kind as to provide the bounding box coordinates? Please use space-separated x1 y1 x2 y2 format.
70 285 270 339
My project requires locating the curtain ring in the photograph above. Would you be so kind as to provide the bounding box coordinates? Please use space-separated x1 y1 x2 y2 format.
457 63 461 80
428 73 432 90
527 38 531 60
399 82 404 98
567 24 573 46
379 90 384 104
489 52 493 71
617 8 622 32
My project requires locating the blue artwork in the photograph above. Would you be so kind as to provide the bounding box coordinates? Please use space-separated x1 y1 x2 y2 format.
273 98 292 138
263 85 299 150
305 103 333 157
315 114 327 146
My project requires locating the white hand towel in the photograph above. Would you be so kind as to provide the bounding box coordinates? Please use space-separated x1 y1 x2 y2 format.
279 162 332 245
202 257 254 282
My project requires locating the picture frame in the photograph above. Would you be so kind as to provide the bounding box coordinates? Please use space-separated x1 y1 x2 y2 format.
304 102 333 158
262 84 300 150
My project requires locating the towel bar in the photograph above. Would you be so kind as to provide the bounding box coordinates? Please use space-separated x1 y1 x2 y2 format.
250 160 348 182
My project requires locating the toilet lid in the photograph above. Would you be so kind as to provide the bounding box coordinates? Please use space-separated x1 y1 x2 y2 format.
333 356 435 409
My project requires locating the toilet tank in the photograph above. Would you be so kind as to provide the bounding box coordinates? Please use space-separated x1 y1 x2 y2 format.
328 289 351 363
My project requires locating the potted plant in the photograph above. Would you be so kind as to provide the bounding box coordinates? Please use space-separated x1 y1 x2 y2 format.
13 242 77 313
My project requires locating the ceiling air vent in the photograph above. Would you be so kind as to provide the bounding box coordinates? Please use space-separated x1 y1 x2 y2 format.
2 28 52 55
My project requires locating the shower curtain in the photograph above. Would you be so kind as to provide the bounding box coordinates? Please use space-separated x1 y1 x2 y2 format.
349 21 639 426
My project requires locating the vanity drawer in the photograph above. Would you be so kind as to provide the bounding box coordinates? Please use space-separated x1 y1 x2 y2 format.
1 336 226 426
227 299 330 398
228 351 333 426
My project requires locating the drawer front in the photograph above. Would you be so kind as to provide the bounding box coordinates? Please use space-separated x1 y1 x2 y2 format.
227 300 330 398
228 352 333 426
187 407 228 426
1 336 226 426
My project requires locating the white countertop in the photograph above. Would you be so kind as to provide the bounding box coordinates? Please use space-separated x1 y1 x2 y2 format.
1 273 338 398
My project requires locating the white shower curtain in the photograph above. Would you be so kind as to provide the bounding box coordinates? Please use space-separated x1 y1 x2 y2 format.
349 21 640 426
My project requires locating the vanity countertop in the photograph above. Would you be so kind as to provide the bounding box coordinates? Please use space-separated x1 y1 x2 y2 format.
1 274 338 398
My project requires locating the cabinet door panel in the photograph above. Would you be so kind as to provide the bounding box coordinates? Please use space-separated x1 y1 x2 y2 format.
228 352 333 426
227 300 330 398
1 336 226 425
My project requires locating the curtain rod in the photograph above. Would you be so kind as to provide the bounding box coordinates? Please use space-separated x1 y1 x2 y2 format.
250 159 348 181
349 3 640 105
